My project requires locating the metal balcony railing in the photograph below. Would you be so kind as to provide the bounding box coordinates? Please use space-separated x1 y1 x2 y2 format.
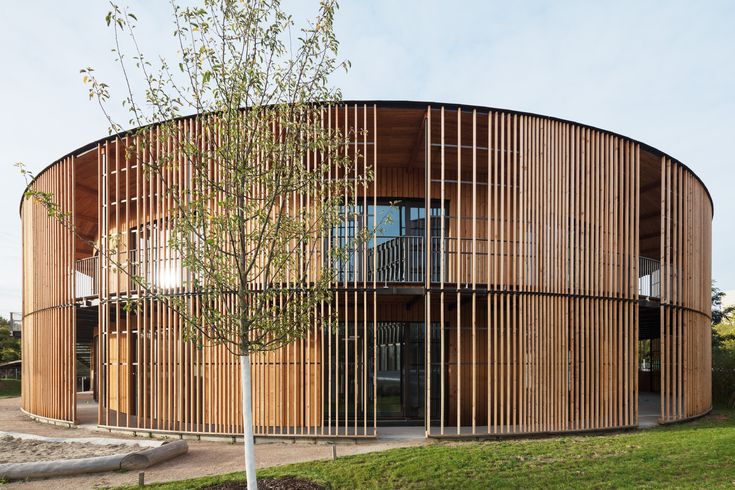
73 246 663 299
333 237 664 298
73 247 183 298
331 235 487 285
638 256 661 299
368 235 439 284
75 256 98 298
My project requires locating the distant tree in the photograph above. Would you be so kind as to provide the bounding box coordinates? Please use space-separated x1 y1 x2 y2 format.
0 316 21 364
712 285 734 328
712 284 735 348
712 283 735 407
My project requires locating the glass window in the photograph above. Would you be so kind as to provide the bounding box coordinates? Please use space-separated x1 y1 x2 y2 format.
329 199 447 283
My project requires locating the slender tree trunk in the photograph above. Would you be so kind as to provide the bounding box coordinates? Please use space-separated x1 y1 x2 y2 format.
240 350 257 489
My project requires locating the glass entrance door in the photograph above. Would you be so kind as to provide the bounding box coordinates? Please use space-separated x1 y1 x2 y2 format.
376 322 403 419
374 321 441 422
325 320 442 424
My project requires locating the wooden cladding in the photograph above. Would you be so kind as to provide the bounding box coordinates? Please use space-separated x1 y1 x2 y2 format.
95 104 378 436
425 108 640 435
21 157 76 422
659 157 712 422
20 102 713 437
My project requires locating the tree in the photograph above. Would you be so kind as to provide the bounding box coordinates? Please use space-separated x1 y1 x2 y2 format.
712 283 735 407
0 316 21 364
20 2 368 488
711 284 734 331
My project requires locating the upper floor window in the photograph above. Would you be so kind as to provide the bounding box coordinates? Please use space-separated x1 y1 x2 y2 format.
332 198 446 242
330 199 446 283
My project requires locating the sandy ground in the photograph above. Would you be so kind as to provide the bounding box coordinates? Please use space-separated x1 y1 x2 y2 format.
0 435 138 464
0 396 425 489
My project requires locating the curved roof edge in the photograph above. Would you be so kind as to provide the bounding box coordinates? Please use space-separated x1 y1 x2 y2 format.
19 99 714 216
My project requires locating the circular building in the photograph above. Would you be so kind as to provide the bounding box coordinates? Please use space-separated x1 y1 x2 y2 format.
20 101 712 438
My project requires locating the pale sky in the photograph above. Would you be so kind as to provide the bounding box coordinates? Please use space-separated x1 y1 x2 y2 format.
1 1 733 316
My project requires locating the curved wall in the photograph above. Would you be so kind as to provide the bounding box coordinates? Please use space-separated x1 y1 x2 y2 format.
19 102 712 436
659 157 712 421
21 156 77 422
424 108 641 435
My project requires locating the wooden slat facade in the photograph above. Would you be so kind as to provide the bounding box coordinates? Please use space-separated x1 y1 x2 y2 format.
21 156 76 422
423 109 641 435
659 157 712 422
20 102 712 436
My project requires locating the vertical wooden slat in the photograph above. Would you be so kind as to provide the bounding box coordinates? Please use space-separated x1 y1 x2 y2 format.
441 107 446 436
471 109 477 434
456 108 462 434
425 106 432 435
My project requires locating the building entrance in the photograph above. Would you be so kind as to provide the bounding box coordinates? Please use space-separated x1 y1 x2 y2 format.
375 321 441 423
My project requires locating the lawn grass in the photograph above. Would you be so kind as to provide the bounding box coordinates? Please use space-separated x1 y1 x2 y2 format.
122 409 735 489
0 378 20 399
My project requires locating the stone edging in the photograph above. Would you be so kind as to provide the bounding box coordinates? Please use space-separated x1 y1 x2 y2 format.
20 407 76 428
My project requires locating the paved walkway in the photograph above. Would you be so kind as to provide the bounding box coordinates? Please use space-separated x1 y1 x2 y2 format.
0 396 425 489
639 392 661 428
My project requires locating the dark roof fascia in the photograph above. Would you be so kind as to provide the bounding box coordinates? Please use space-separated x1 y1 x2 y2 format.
19 99 714 216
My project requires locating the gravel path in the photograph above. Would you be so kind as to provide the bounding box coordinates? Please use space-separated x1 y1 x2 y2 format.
0 396 424 489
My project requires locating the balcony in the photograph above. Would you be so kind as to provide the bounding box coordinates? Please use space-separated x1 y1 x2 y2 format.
74 248 182 299
75 256 98 298
334 235 662 299
74 244 662 300
638 256 661 299
334 236 463 284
